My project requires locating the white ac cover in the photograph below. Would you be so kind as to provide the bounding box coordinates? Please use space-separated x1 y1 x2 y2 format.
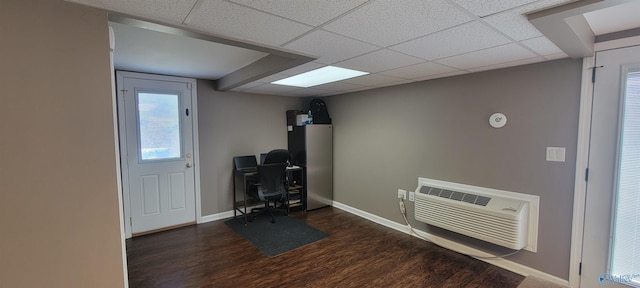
415 184 529 250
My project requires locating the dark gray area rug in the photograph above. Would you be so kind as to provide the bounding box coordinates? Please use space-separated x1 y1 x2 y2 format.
225 215 329 257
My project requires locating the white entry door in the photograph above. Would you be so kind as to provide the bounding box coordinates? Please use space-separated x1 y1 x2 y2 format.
117 71 197 237
582 45 640 287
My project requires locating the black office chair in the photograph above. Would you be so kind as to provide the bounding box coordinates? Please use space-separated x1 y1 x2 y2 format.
247 162 288 223
263 149 290 164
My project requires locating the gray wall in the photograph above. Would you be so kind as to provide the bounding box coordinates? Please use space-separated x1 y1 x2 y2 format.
0 1 126 287
197 80 301 215
324 58 582 279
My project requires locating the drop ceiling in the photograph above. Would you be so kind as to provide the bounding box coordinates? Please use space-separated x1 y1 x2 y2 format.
67 0 640 97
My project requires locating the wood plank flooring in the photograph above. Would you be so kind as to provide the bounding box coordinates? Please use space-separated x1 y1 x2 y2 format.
126 207 524 288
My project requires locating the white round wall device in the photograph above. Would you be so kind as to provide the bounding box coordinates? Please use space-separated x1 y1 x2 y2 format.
489 113 507 128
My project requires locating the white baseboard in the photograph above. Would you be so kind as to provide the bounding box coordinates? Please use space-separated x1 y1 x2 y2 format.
199 205 265 224
199 210 235 223
332 201 569 288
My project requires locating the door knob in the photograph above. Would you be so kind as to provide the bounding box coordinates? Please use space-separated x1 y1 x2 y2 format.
186 163 192 168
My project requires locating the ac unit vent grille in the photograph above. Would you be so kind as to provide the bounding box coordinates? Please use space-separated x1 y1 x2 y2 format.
462 194 477 204
475 196 491 206
419 186 491 207
451 191 464 201
414 177 539 252
439 190 453 198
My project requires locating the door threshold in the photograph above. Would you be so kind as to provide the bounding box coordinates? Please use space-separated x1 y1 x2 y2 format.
132 222 196 237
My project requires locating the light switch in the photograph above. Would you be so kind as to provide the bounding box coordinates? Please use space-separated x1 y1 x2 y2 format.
546 147 566 162
556 148 565 162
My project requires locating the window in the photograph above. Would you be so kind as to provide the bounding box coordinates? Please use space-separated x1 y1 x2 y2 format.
137 92 181 160
610 70 640 287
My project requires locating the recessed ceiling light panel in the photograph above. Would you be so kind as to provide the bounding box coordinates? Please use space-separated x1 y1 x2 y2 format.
271 66 368 88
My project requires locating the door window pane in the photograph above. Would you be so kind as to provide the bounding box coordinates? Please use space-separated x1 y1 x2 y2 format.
137 92 181 160
611 71 640 286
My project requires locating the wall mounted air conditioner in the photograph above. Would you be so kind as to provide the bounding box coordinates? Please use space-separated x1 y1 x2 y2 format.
414 177 539 251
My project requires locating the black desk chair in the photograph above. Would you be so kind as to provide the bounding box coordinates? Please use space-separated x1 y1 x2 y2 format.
263 149 290 164
248 162 288 223
262 149 291 210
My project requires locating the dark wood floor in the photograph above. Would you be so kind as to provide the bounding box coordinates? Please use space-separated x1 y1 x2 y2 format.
126 207 524 288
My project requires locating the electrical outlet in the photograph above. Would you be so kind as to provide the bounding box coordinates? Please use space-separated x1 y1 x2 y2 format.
409 191 415 202
397 189 407 200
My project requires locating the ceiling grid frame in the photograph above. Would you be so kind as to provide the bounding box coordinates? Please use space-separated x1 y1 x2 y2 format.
65 0 640 96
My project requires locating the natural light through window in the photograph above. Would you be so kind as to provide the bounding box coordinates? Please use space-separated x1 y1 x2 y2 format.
271 66 368 88
610 70 640 288
137 92 181 160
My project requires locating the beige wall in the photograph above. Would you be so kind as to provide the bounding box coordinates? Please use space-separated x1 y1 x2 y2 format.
324 58 582 279
197 80 302 215
0 1 126 287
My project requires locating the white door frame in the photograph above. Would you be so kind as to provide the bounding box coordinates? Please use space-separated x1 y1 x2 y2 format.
116 71 202 239
108 27 129 288
569 35 640 288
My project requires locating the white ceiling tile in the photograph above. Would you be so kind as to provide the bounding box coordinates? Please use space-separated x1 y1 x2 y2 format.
320 86 379 96
324 0 473 46
412 70 470 82
187 0 313 46
375 78 413 88
73 0 197 24
284 30 379 64
341 73 406 86
466 56 544 72
452 0 538 17
483 10 541 41
322 85 378 96
335 49 425 73
379 62 459 79
229 0 368 26
436 43 537 70
483 0 573 41
390 21 511 60
312 81 366 91
284 87 334 97
279 62 327 76
520 36 563 55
